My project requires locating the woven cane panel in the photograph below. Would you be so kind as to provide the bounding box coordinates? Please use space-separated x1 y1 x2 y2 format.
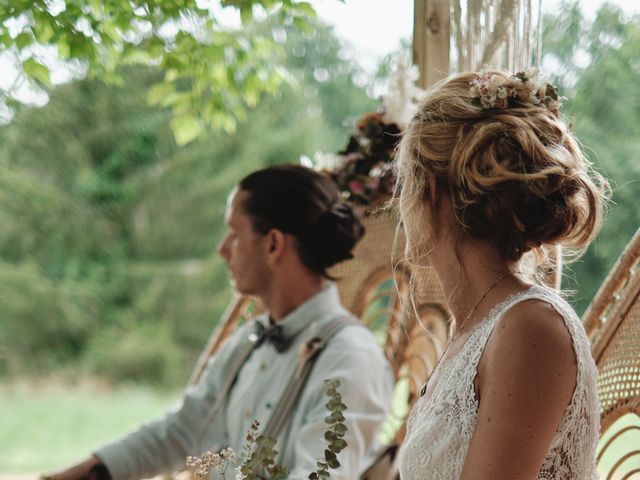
328 211 399 316
329 210 448 319
597 292 640 427
595 413 640 480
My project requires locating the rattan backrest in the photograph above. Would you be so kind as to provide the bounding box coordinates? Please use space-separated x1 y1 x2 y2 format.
583 228 640 479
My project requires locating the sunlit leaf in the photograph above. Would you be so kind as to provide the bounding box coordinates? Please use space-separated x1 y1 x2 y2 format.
23 58 51 87
15 32 33 49
170 114 203 145
147 82 175 105
33 21 54 44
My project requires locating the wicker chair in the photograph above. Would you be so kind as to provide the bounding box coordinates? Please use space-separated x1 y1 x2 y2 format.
583 228 640 480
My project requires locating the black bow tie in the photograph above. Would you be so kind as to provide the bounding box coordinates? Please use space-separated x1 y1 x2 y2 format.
254 321 289 353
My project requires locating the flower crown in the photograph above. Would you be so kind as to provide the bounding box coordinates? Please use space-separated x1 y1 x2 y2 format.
469 69 561 116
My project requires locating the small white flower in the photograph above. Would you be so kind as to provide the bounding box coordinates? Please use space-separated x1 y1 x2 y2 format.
496 87 507 99
220 447 237 463
488 74 506 91
235 466 246 480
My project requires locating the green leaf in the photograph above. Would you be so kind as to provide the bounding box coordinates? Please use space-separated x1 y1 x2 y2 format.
57 38 70 58
334 423 347 434
324 449 337 462
23 58 51 86
147 82 175 106
292 15 313 33
332 438 347 450
15 32 33 49
295 2 317 18
33 21 54 43
170 114 202 145
240 6 253 25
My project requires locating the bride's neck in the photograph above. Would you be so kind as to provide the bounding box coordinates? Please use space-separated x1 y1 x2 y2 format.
430 237 523 329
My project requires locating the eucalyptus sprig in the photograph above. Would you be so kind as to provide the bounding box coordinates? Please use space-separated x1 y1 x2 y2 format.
239 421 288 480
309 379 349 480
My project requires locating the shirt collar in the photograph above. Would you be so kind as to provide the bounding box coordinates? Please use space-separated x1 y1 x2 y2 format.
257 283 346 341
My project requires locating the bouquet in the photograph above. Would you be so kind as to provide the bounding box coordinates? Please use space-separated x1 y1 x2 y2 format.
186 379 348 480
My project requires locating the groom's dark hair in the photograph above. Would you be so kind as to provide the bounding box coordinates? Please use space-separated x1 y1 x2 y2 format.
238 164 365 278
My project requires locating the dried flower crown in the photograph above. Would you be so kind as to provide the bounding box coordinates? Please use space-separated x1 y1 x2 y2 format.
469 69 561 116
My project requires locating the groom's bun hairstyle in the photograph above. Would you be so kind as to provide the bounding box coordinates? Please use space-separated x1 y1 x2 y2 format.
396 70 608 264
238 164 365 278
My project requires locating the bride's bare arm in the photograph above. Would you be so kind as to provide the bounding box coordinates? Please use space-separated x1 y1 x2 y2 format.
459 299 577 480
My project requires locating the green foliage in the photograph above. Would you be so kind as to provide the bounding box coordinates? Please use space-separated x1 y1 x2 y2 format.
0 19 376 385
0 1 322 142
542 2 640 313
240 432 288 480
84 322 186 387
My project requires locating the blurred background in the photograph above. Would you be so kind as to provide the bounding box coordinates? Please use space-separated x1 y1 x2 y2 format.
1 0 639 473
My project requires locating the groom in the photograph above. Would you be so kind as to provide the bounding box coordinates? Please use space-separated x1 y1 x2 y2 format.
48 165 393 480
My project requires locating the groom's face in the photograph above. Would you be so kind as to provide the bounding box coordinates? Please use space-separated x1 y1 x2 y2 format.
217 188 271 296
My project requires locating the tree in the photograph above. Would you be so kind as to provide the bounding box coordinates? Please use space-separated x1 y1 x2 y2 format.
0 0 323 143
543 2 640 313
0 18 377 384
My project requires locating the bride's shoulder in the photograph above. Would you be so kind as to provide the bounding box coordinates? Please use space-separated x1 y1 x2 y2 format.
479 294 577 403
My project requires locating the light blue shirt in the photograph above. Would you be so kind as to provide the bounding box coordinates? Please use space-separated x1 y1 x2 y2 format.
96 284 394 479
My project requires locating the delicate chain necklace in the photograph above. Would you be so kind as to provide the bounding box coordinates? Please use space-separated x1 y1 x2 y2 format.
420 272 509 397
450 273 509 342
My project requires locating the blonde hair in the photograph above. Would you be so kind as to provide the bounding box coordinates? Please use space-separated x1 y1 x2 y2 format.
396 71 607 267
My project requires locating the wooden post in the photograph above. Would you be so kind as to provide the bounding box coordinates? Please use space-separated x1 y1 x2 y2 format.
413 0 450 89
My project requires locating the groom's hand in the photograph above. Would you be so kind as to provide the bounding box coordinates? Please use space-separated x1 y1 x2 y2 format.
44 455 109 480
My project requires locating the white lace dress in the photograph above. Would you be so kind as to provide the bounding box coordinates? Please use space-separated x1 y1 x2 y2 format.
398 285 600 480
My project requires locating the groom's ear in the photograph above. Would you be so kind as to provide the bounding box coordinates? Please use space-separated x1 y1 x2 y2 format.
265 228 287 263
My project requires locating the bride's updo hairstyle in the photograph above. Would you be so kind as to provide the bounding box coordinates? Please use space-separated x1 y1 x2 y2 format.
396 70 607 266
239 164 365 278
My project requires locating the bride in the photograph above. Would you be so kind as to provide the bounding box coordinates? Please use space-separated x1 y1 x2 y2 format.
395 70 606 479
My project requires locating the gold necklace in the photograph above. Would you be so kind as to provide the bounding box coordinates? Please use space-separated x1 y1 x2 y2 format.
450 273 509 342
420 273 509 397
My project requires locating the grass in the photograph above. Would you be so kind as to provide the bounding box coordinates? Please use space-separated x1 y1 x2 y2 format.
0 379 179 474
